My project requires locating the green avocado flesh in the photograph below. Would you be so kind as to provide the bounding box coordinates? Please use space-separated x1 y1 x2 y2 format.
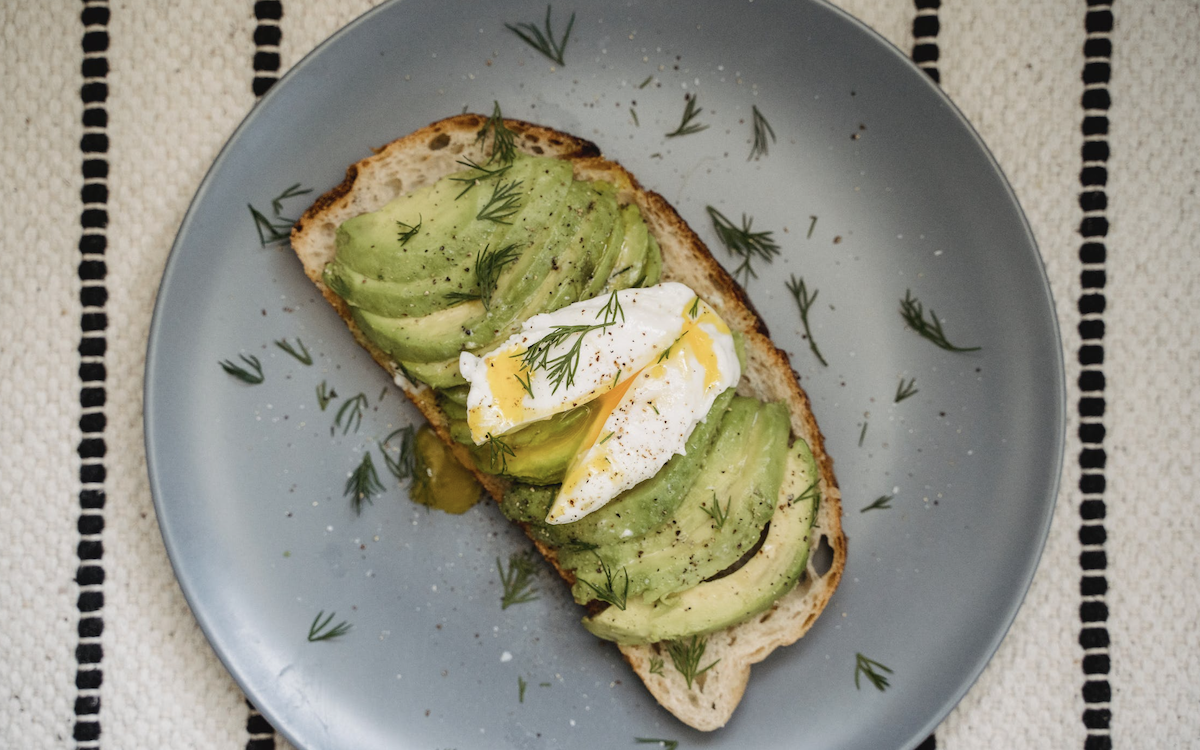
499 388 737 547
561 397 790 604
582 436 820 645
329 155 646 366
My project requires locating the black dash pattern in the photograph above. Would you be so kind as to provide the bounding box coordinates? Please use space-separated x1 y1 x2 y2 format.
1077 2 1113 748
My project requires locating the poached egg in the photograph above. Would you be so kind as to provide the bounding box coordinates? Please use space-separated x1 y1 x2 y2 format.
458 282 740 524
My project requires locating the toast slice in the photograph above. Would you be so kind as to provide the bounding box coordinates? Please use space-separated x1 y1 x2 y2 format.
291 113 846 731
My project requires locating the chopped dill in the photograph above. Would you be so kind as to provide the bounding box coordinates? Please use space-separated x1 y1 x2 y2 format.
513 322 614 394
379 425 416 481
315 380 336 410
665 94 708 138
861 494 893 513
900 290 981 352
498 550 541 609
476 179 524 224
307 610 351 642
451 158 512 199
706 206 780 283
598 289 626 325
344 451 384 515
701 493 731 530
395 215 421 245
748 105 776 160
578 551 629 610
807 215 818 238
894 377 919 403
219 353 264 384
274 337 312 365
475 101 518 165
333 393 368 435
666 635 719 690
785 275 828 367
854 652 893 691
486 432 516 473
505 5 575 67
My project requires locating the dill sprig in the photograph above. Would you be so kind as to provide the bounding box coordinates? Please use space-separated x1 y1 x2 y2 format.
665 94 708 138
451 158 512 199
272 183 312 214
396 215 421 245
748 105 776 160
666 635 719 690
702 493 731 530
333 393 368 435
598 289 625 325
315 380 336 410
785 274 828 367
344 451 383 515
518 676 528 702
792 477 820 512
476 179 524 224
515 369 535 399
512 322 614 394
506 5 575 67
248 205 292 245
475 101 518 165
648 657 665 676
497 551 541 609
894 377 918 403
379 425 416 481
656 331 688 363
688 296 701 319
861 494 893 513
854 652 894 691
486 432 516 473
274 337 312 365
706 206 780 283
249 183 310 246
578 551 629 610
476 243 520 309
636 740 679 750
219 354 264 384
307 610 351 642
900 290 981 352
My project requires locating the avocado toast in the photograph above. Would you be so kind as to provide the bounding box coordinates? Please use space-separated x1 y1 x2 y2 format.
290 112 846 731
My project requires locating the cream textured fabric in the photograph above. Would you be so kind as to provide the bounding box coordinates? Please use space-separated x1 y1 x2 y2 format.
1 1 1196 748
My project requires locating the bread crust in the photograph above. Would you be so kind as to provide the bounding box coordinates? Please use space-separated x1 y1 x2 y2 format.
291 114 846 731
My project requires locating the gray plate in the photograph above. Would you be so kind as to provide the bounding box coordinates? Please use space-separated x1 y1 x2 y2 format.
145 1 1064 748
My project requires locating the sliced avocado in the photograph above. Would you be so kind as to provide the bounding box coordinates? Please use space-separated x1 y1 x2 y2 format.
602 203 651 293
502 389 737 548
450 401 600 485
438 384 471 407
578 182 627 301
561 398 791 604
332 173 497 286
637 234 663 287
346 159 578 363
582 437 819 645
396 357 467 389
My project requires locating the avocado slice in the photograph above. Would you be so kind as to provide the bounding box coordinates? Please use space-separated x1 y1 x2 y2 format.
561 397 791 604
602 203 651 293
582 436 820 645
499 388 737 548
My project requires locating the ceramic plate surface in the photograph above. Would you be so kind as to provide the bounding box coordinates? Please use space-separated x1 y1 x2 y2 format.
146 1 1064 748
